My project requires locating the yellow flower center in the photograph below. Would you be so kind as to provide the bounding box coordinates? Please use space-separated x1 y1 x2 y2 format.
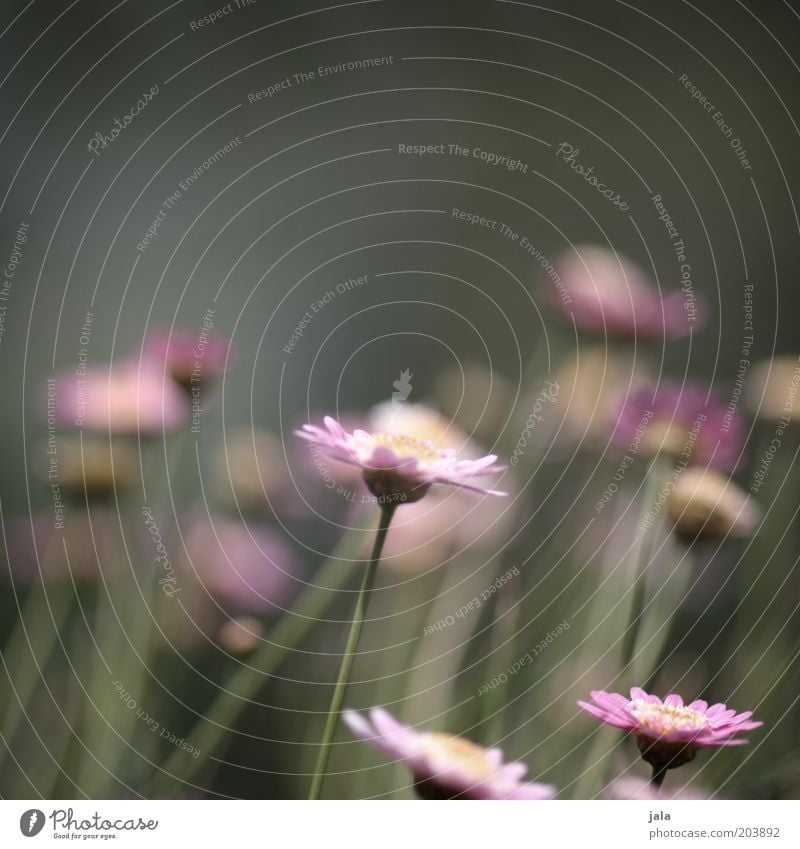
643 420 693 458
372 433 441 463
420 733 498 782
629 701 707 737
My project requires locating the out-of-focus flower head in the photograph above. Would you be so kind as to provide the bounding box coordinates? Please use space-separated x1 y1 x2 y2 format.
552 245 703 340
362 403 511 570
182 518 297 615
551 345 652 448
214 427 291 511
343 708 555 800
53 362 188 435
745 355 800 423
295 415 506 504
2 512 112 583
217 615 263 654
668 467 760 541
613 382 744 472
142 329 231 390
50 436 137 500
578 688 762 774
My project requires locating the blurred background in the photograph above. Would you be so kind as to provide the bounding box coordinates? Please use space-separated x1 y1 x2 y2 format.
0 0 798 799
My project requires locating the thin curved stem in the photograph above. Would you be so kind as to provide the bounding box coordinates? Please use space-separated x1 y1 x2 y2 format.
308 502 397 800
621 455 673 670
651 764 668 791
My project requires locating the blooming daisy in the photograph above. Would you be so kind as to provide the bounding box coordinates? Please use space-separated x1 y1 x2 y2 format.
296 416 506 504
578 688 762 782
344 708 555 800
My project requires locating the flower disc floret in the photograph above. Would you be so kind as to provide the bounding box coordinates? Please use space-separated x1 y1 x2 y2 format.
296 416 506 504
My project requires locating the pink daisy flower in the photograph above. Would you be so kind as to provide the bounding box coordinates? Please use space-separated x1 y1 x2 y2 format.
143 329 231 390
343 708 555 800
552 245 703 340
613 382 745 471
578 688 762 778
182 518 298 614
53 362 188 434
295 416 506 503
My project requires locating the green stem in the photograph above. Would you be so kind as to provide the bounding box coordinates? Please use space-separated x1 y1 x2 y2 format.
650 764 667 791
149 509 372 795
0 579 72 767
621 455 673 670
308 502 396 800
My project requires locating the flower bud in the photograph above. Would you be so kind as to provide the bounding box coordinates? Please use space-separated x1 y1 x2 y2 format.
668 467 759 541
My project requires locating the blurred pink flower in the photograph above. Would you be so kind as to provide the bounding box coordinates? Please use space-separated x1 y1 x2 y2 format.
614 382 744 471
2 512 110 583
343 708 555 800
53 362 187 434
552 245 702 339
217 615 263 653
143 329 231 389
182 519 297 614
579 688 762 772
296 416 506 503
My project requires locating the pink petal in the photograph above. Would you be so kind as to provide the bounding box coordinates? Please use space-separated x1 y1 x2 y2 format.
630 687 660 704
507 782 556 800
578 701 635 729
342 709 374 741
323 416 347 439
664 694 684 707
370 707 410 739
592 691 629 711
728 711 753 723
